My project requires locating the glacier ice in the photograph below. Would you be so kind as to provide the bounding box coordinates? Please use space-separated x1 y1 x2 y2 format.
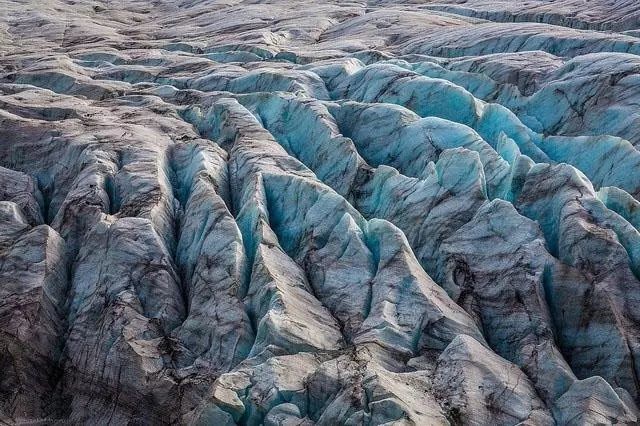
2 0 640 424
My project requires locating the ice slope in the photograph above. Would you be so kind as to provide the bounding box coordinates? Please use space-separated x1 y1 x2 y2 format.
1 0 640 424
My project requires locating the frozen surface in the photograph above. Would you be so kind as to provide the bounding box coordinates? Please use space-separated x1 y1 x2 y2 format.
2 0 640 424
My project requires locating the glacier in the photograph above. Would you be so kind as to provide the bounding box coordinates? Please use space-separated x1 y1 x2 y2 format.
2 0 640 424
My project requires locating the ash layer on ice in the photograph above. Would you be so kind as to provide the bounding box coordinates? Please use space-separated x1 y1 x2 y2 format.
2 1 640 424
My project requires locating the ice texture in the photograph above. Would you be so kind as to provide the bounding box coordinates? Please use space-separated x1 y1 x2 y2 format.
2 0 640 424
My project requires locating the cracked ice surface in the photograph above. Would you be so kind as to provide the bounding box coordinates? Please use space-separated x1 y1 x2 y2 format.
2 0 640 424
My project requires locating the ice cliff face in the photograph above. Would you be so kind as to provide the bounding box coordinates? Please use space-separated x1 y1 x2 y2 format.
2 0 640 424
